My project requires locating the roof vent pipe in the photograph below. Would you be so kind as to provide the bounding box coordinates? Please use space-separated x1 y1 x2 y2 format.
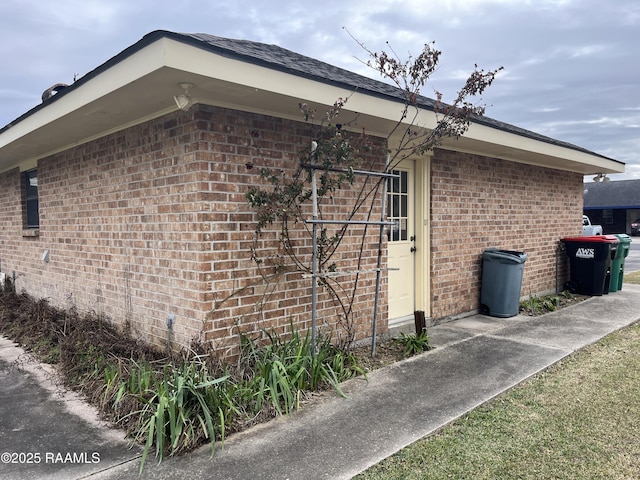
41 83 69 102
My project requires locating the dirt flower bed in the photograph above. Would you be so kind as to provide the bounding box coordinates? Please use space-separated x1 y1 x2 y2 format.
0 280 586 472
350 339 411 370
519 291 589 316
0 281 365 472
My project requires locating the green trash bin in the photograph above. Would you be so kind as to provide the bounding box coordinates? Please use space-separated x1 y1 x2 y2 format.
610 234 632 292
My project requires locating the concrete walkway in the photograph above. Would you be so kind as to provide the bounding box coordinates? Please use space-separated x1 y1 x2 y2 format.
2 285 640 480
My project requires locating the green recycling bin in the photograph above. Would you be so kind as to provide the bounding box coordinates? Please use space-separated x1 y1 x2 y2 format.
610 234 632 292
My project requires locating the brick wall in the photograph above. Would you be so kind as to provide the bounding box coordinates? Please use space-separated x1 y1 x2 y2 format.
0 105 587 355
0 168 27 273
194 106 387 357
430 149 583 321
1 111 213 348
0 104 387 357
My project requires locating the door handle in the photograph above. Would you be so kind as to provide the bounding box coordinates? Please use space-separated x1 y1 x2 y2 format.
410 246 417 253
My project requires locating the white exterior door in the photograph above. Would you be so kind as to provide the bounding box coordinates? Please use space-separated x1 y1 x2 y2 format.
387 160 415 322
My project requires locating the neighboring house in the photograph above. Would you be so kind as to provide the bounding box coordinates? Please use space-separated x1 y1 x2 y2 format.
583 179 640 234
0 30 624 357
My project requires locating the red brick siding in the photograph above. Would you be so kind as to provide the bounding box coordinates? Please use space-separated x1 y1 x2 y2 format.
0 104 586 354
195 106 387 357
430 149 583 320
0 104 387 357
0 168 33 273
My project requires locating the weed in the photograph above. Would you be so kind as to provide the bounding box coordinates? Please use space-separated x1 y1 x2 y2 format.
395 331 432 358
239 327 364 415
521 291 579 316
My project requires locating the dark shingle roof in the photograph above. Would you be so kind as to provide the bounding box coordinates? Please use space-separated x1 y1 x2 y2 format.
180 32 438 109
584 179 640 209
170 31 615 161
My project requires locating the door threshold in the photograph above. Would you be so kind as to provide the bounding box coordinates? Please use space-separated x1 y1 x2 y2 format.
388 314 415 327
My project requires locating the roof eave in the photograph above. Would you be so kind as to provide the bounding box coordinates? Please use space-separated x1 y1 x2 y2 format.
0 30 625 176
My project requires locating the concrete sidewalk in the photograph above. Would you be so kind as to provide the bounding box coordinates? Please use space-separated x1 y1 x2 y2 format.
2 285 640 480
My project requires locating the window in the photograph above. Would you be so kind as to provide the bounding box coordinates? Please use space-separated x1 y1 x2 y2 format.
387 169 408 242
24 169 39 228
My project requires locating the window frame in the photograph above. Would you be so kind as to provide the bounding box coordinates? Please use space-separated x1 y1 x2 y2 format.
386 169 409 242
24 169 39 229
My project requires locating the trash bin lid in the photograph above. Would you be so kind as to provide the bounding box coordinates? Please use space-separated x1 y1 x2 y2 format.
613 233 632 244
562 235 620 243
483 248 527 263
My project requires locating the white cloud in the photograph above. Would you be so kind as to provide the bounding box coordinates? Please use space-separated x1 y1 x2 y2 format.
540 115 640 130
569 45 607 57
533 107 561 113
5 0 121 32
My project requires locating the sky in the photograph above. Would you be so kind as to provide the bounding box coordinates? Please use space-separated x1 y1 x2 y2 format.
1 0 638 179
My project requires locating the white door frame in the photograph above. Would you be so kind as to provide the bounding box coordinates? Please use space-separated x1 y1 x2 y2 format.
386 154 430 325
387 159 416 323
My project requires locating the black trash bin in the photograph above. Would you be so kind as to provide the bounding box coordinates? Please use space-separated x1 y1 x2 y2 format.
480 249 527 318
561 235 619 296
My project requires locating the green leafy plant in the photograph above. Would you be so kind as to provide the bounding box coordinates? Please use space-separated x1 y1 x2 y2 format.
522 292 566 316
239 327 365 415
115 358 230 474
396 331 431 358
543 296 560 311
96 325 366 474
561 290 574 299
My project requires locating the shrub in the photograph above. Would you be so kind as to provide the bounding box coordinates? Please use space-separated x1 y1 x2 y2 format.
239 327 365 415
395 331 432 357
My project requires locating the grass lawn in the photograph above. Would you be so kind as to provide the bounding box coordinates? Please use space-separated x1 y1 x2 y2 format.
355 319 640 479
624 269 640 284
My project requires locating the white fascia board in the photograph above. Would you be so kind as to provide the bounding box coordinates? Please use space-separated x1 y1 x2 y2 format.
462 122 624 173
